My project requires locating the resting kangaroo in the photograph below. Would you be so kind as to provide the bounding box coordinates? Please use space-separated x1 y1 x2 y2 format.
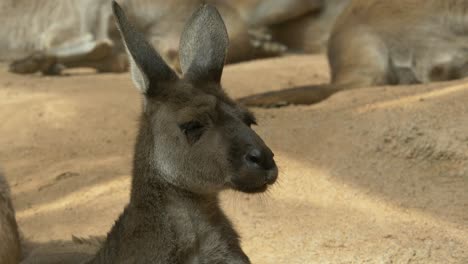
5 0 288 75
0 169 21 264
240 0 468 107
87 2 277 263
6 0 352 76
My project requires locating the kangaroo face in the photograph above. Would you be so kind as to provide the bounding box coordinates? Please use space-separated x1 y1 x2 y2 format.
144 79 277 194
113 2 277 194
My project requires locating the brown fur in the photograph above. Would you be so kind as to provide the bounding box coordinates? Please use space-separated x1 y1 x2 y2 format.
1 4 278 262
0 170 21 264
240 0 468 107
272 0 350 53
223 0 322 26
5 0 290 75
1 3 278 263
87 2 278 263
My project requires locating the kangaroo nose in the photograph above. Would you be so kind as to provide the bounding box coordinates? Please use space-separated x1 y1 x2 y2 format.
244 148 276 171
245 148 262 168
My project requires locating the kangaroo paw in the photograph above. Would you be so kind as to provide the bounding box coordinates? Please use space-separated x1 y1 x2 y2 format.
248 27 287 55
41 63 65 76
9 52 58 75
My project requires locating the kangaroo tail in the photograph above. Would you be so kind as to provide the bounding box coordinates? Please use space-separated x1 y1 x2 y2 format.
238 83 344 107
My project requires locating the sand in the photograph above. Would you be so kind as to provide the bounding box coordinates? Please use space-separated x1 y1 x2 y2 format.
0 55 467 263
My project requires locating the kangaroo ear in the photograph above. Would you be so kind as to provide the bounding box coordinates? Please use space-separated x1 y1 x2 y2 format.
112 1 177 95
179 4 229 84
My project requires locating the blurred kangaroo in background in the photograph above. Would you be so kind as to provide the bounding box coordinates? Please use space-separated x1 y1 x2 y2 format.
4 0 292 75
0 169 21 264
230 0 351 53
240 0 468 107
4 0 350 76
1 0 123 75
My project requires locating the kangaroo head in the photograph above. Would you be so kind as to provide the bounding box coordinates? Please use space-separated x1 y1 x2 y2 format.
113 1 277 194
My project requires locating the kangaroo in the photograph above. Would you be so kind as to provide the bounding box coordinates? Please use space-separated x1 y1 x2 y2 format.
0 169 21 264
226 0 323 26
239 0 468 107
1 169 97 264
6 0 288 75
271 0 350 53
1 0 122 75
86 2 277 263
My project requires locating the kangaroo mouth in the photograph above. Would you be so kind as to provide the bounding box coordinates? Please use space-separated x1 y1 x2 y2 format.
230 166 278 194
234 183 269 194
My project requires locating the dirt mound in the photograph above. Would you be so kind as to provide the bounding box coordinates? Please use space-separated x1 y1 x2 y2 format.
0 55 467 263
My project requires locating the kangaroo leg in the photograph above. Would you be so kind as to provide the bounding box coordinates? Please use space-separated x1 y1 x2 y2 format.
240 29 392 107
9 52 59 75
246 0 323 26
393 67 421 85
429 55 468 82
10 0 118 77
8 28 91 74
53 39 127 72
9 38 128 75
59 49 129 73
9 39 112 75
9 3 85 75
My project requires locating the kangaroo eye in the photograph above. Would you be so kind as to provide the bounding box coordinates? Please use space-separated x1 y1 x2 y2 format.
179 121 204 144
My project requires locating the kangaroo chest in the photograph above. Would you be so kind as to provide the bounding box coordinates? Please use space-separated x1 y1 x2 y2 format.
167 200 233 264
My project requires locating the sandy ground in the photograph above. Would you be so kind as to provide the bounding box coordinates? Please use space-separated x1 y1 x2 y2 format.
0 55 467 263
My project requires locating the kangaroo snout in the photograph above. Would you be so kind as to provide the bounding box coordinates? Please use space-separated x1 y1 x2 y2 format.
232 143 277 193
244 147 277 183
